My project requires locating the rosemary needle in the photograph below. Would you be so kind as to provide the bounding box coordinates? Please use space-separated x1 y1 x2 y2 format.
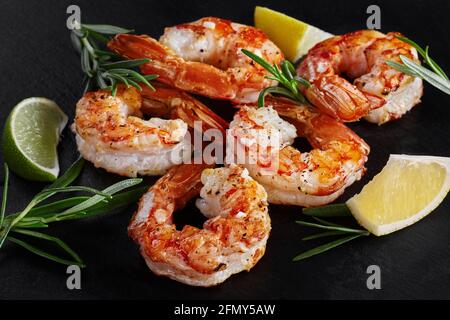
294 212 370 262
241 49 310 107
388 36 450 95
293 233 368 262
70 24 158 95
0 163 9 228
0 158 146 267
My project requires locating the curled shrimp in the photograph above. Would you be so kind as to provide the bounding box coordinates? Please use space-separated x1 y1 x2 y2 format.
73 84 225 177
297 30 423 124
228 97 369 207
108 17 284 103
129 163 270 286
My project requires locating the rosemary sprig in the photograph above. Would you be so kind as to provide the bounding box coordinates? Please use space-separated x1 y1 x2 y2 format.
71 24 158 95
0 158 84 249
295 220 368 234
302 203 352 217
293 214 370 262
0 158 146 266
241 49 310 107
0 163 9 227
387 36 450 95
293 233 367 261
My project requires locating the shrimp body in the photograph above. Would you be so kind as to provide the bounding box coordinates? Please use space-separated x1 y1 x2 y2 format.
129 164 270 286
229 97 369 207
108 17 283 103
74 84 226 177
297 30 423 124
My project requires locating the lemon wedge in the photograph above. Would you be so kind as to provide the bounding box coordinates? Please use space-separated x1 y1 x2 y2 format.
346 155 450 236
254 6 333 62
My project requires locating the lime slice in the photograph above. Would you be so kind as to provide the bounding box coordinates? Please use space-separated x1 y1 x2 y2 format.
346 155 450 236
254 6 333 62
2 97 68 182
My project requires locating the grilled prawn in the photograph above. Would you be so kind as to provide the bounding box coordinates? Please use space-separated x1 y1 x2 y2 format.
297 30 423 124
73 84 226 176
129 164 270 286
228 97 369 207
108 17 284 103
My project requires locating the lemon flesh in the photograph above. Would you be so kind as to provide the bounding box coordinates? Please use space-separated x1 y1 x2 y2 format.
346 155 450 236
2 97 68 182
254 6 333 62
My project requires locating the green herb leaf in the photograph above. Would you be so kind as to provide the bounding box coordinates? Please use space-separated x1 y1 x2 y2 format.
94 49 120 59
293 233 367 262
302 203 352 217
83 77 93 94
71 24 157 95
0 221 12 249
11 229 84 265
241 49 276 74
399 55 450 95
60 178 142 216
8 236 84 267
312 217 345 228
81 46 92 76
143 74 159 81
102 59 150 70
14 220 49 229
96 72 108 89
0 157 145 268
70 32 82 53
302 230 347 241
281 61 295 80
125 78 143 91
295 76 311 88
82 24 133 35
241 49 310 106
62 186 147 221
1 164 9 228
85 29 110 45
386 61 418 77
2 158 84 244
295 220 368 234
39 186 113 199
5 197 91 222
396 36 449 80
46 158 85 190
258 86 299 108
389 37 450 95
105 72 130 88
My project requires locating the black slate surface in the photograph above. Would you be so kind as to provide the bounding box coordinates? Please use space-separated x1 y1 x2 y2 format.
0 0 449 299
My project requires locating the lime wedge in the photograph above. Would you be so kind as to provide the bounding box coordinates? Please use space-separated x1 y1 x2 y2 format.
254 6 333 62
346 155 450 236
2 97 68 182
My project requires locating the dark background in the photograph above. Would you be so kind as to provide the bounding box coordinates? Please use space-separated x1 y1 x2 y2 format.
0 0 449 299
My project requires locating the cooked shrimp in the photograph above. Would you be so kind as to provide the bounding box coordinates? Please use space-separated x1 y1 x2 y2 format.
73 84 225 176
297 30 423 124
228 97 369 207
129 163 270 286
108 17 284 103
140 83 229 135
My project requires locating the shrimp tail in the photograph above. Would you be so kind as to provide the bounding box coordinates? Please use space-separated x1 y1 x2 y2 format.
304 75 385 122
108 34 236 101
108 34 177 85
141 84 229 135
